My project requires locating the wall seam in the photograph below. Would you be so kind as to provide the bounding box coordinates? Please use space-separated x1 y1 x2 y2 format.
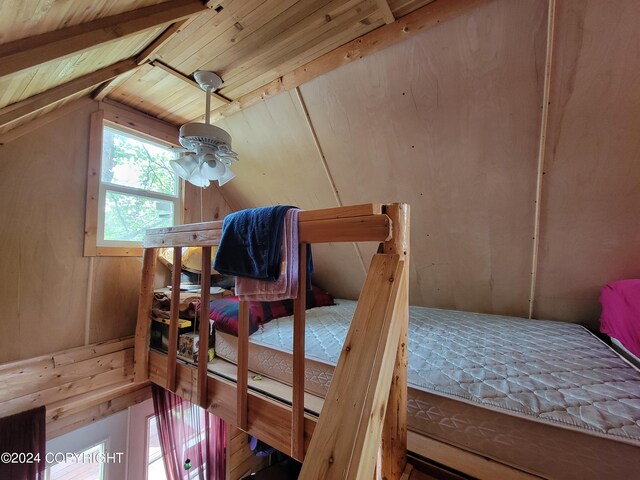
293 86 368 275
528 0 556 319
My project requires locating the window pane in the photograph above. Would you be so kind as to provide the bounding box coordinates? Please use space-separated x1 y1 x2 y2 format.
102 126 178 196
147 416 167 480
48 442 104 480
104 190 174 242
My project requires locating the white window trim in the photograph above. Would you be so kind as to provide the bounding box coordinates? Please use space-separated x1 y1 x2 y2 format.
44 440 107 480
84 103 183 257
128 398 166 480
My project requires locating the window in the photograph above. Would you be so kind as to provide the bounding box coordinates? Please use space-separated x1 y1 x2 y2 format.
146 414 168 480
99 125 179 245
84 106 182 257
45 441 106 480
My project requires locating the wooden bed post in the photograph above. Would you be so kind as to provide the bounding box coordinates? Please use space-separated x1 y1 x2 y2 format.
381 203 410 479
292 243 308 460
166 247 182 392
197 246 212 408
237 300 249 431
134 247 157 384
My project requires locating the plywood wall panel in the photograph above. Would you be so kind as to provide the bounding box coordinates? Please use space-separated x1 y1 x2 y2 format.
215 91 367 297
299 0 546 315
0 98 217 362
533 0 640 327
89 257 142 344
0 101 97 362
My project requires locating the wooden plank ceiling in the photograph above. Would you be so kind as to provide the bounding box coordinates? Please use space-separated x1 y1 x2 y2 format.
0 0 433 132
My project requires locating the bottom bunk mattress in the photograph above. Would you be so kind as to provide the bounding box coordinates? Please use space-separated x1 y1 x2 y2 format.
214 300 640 479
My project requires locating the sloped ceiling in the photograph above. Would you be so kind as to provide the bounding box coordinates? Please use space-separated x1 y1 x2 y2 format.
0 0 435 133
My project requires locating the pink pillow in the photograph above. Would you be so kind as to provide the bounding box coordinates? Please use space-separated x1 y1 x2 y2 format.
599 279 640 358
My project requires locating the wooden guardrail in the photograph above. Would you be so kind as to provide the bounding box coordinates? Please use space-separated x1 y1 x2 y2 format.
134 202 410 479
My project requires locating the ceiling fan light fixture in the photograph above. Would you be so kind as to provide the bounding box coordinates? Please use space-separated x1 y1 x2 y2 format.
172 71 239 188
178 123 232 151
193 70 222 91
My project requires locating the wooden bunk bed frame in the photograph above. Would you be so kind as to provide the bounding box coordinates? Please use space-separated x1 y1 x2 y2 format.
134 203 411 479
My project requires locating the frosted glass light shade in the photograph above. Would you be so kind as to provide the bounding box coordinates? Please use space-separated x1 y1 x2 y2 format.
187 166 211 188
218 167 236 186
170 156 198 178
201 156 226 180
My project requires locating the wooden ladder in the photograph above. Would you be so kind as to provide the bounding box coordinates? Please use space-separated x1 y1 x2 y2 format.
299 204 410 479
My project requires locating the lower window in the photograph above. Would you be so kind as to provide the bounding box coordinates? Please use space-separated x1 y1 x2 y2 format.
45 441 105 480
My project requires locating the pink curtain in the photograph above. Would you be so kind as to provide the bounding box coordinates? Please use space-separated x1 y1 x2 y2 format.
152 385 226 480
0 406 46 480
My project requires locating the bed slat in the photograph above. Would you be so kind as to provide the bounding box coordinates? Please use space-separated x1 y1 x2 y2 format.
166 247 182 392
237 300 249 430
198 246 211 408
292 243 307 461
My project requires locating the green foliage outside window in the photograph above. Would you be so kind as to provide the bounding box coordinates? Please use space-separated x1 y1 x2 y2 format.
100 126 179 243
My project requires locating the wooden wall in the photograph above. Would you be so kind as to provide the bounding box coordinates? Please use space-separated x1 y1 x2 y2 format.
226 424 270 480
214 0 640 328
0 100 231 363
0 337 149 440
533 0 640 325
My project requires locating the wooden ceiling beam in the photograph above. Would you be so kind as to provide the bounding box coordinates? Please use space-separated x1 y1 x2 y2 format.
136 19 190 65
150 60 232 104
209 0 491 122
376 0 397 24
93 17 192 103
0 59 138 126
0 0 208 78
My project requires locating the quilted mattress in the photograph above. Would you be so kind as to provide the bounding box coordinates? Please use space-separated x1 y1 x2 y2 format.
214 300 640 479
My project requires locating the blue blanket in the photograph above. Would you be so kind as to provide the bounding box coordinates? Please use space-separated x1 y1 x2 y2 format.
214 205 298 281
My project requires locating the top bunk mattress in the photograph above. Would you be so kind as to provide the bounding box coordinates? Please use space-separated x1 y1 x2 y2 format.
214 300 640 478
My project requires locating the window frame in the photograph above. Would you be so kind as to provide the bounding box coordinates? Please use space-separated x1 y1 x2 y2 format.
44 439 107 480
84 104 184 257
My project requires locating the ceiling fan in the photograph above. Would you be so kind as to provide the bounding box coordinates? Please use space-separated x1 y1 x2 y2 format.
170 71 238 188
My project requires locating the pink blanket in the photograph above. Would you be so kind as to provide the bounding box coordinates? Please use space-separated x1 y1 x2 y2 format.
599 279 640 358
236 208 299 301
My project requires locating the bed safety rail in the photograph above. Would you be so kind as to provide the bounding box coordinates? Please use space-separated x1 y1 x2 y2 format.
134 203 410 479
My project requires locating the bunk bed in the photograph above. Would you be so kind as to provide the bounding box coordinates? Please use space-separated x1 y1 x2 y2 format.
134 203 640 480
136 203 411 480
